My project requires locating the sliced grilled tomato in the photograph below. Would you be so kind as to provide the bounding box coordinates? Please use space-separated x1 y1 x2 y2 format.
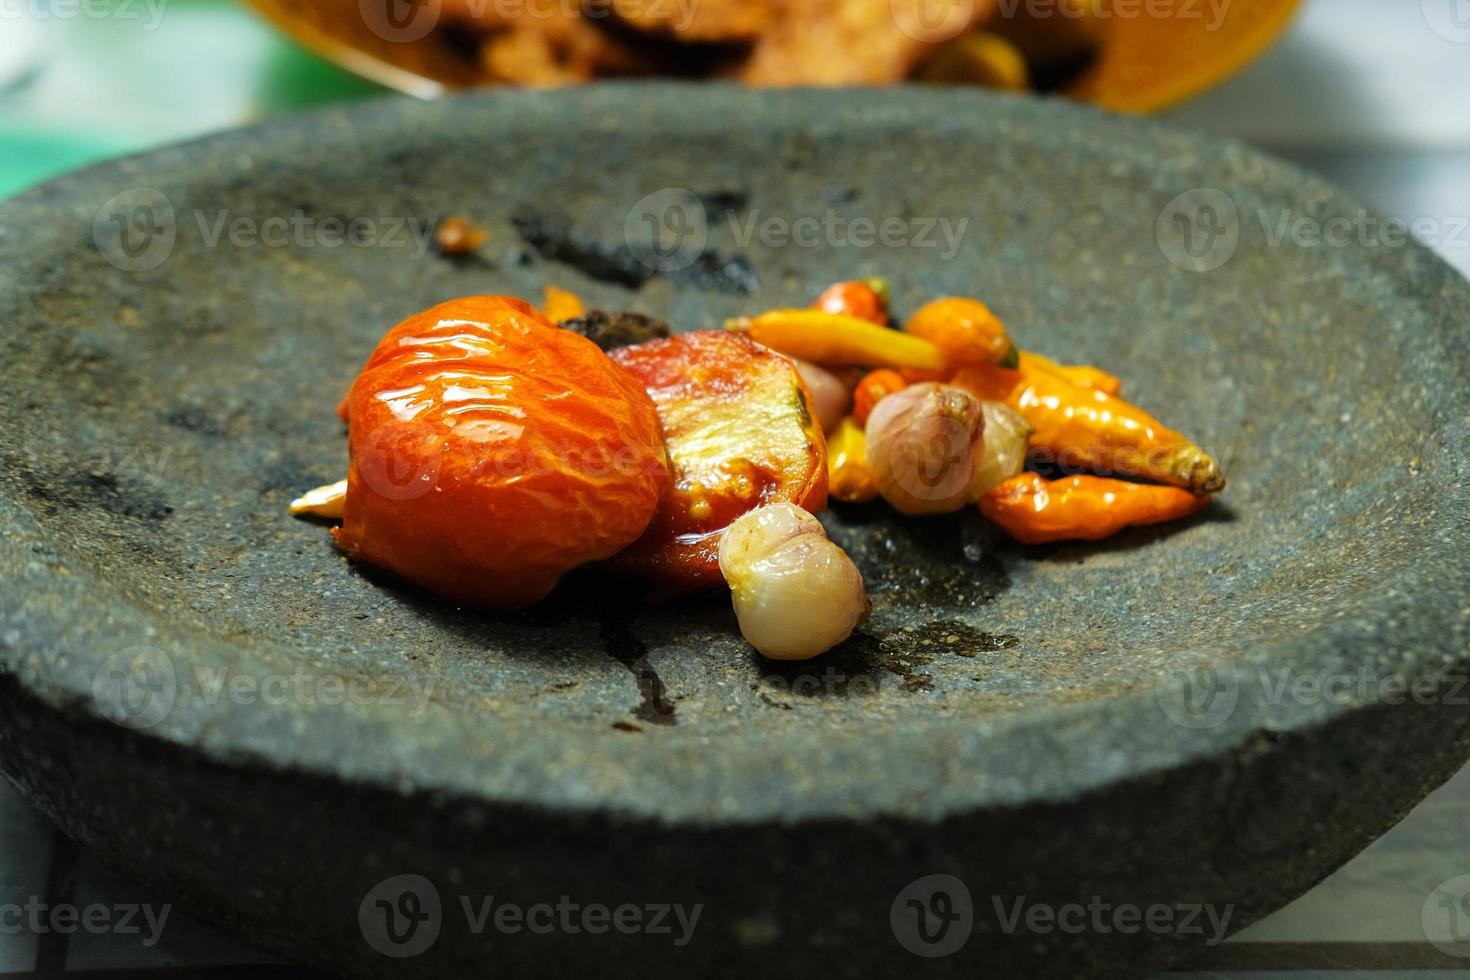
609 330 828 592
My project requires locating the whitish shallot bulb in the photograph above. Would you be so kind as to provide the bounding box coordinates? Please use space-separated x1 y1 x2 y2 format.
718 503 870 661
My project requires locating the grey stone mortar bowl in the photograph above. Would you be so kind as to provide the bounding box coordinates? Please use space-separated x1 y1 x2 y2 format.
1 86 1468 978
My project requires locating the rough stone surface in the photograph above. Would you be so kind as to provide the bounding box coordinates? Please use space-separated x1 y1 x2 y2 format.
0 86 1468 978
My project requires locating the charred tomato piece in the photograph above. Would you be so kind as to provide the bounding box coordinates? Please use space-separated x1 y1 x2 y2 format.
608 330 828 591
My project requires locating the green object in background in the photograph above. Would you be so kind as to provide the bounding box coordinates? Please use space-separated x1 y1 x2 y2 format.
0 0 382 200
0 131 124 200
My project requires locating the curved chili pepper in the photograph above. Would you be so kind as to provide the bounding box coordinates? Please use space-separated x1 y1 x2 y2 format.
951 363 1224 494
979 473 1211 544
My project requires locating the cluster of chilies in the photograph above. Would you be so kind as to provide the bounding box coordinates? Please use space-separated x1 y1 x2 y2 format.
734 279 1224 543
291 282 1223 661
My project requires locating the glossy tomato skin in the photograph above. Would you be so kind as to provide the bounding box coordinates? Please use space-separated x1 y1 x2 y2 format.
336 296 668 608
609 330 828 592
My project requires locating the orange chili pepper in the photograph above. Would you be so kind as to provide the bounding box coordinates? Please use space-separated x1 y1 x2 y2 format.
815 278 890 325
543 284 586 324
851 369 908 425
827 417 879 503
1017 351 1122 396
905 297 1018 369
979 473 1211 545
951 364 1224 494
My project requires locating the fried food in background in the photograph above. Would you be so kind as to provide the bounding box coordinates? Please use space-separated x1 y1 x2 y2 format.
424 0 1102 90
604 0 774 43
253 0 1298 108
737 0 979 86
439 0 654 83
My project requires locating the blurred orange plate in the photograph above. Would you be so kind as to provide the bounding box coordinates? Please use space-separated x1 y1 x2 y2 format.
1067 0 1303 112
242 0 1302 112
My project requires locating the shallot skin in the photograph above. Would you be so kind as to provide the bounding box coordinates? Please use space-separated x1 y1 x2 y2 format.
865 383 987 516
718 503 870 661
791 358 852 433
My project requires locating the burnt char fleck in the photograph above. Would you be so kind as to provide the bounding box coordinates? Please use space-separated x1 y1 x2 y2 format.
559 310 672 351
15 459 173 523
513 212 758 295
512 214 651 289
165 405 230 438
701 189 750 218
670 252 758 295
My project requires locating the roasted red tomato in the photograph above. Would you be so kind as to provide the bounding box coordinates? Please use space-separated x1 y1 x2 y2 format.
608 330 828 592
337 296 669 607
